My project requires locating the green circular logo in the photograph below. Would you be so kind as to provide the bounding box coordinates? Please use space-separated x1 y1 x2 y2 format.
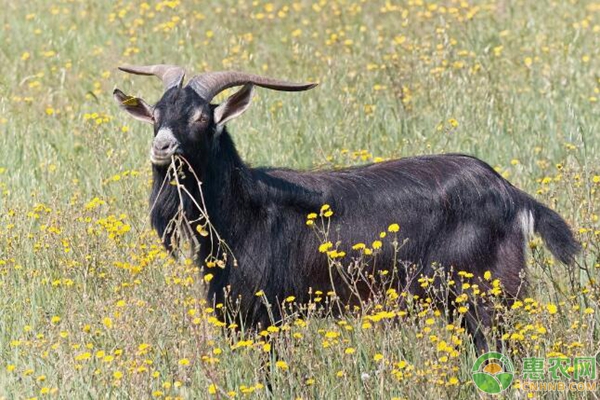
471 352 514 394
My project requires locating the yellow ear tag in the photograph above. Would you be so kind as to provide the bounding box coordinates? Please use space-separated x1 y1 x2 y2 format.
122 96 139 106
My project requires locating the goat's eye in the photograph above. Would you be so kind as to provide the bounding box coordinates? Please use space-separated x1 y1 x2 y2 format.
196 114 208 124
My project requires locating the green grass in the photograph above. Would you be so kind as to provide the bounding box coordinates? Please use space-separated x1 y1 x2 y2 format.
0 0 599 398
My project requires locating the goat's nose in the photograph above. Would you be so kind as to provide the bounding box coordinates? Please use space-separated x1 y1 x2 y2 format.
156 141 171 151
153 128 179 154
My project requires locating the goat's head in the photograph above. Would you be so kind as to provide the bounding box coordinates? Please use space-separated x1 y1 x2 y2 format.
113 64 317 167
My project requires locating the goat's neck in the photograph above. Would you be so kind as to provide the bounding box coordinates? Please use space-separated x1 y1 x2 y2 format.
201 130 253 224
149 129 252 254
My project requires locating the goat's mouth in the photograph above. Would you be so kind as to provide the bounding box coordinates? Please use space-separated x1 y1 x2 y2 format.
150 148 182 166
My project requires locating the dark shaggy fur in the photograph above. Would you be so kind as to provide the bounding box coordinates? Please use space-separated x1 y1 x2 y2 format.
139 87 579 349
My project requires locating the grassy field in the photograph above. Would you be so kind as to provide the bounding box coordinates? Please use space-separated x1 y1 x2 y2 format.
1 0 599 398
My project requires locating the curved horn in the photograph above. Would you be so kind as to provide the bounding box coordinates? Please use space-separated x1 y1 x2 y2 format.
186 71 318 102
118 64 186 90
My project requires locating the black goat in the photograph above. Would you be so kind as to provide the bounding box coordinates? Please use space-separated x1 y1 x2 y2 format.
114 64 580 349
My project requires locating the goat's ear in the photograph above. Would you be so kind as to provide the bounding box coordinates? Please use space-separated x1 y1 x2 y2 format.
113 88 154 124
213 84 254 128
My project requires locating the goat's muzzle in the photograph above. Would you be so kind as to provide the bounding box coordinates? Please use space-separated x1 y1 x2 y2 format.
151 127 181 166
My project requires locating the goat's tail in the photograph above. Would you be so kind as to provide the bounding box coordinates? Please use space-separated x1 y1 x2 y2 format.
521 197 580 264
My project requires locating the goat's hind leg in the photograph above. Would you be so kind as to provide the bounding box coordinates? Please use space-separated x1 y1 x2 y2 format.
462 299 494 353
490 229 528 352
468 229 527 353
